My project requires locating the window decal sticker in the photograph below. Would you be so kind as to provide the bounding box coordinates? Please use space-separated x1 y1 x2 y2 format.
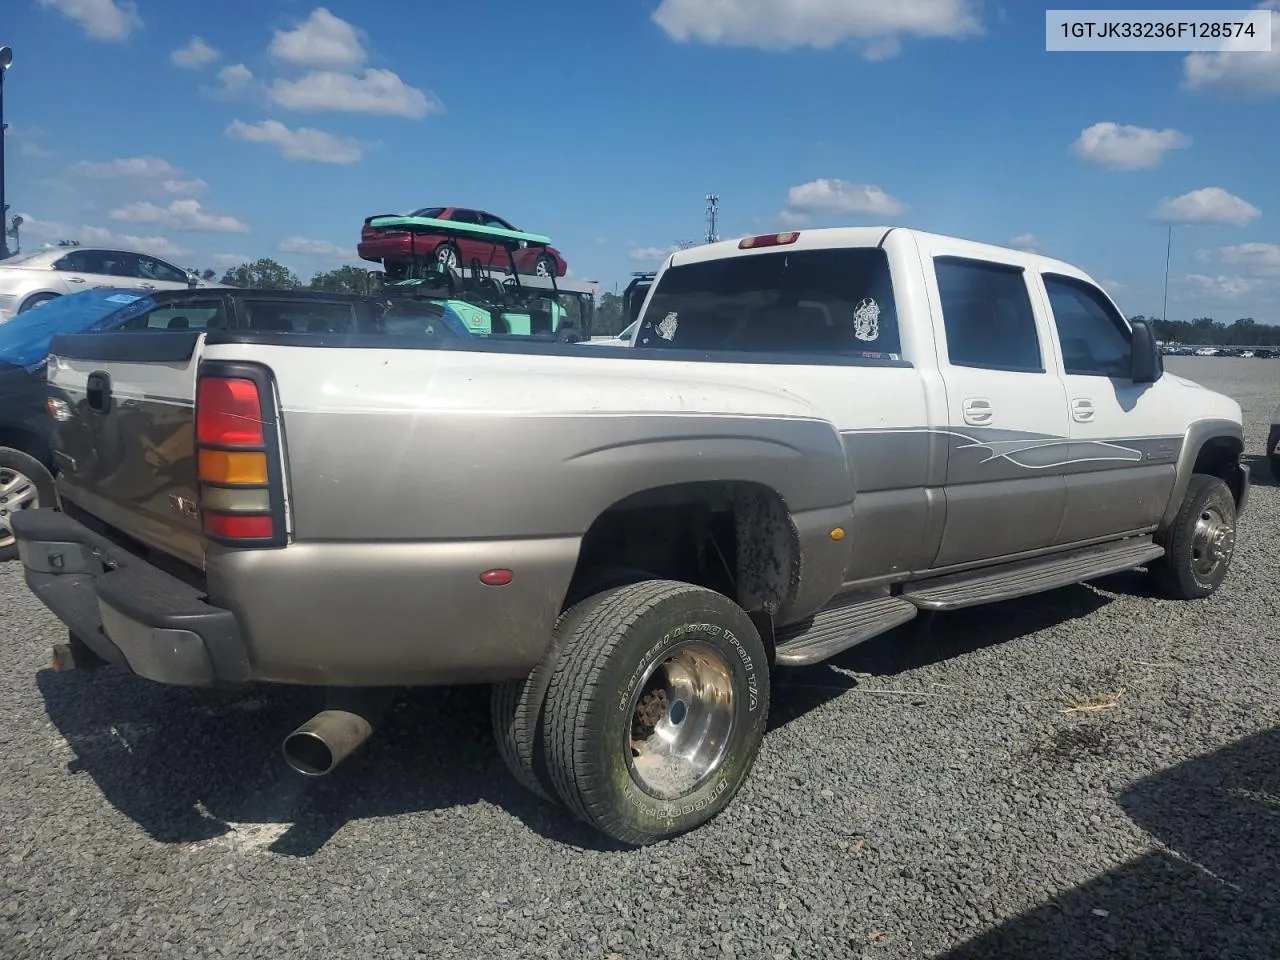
657 312 679 341
853 298 880 342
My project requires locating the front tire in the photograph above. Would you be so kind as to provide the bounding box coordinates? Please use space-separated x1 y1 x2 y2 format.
1154 473 1238 599
18 293 58 314
0 448 56 562
543 580 770 846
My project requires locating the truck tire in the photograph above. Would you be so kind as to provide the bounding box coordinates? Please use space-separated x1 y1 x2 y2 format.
1271 453 1280 485
543 580 771 846
0 448 56 562
491 566 653 804
1153 473 1237 600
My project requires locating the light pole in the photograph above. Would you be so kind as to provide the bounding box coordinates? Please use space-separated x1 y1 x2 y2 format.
0 45 11 260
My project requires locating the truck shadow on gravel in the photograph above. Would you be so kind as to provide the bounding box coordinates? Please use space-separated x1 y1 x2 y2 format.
35 580 1122 856
937 725 1280 959
35 669 621 854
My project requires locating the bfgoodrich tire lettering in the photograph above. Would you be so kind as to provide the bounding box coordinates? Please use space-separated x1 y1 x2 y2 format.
1154 473 1237 600
544 580 770 846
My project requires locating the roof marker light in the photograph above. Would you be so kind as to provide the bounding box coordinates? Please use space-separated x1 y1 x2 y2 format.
739 232 800 250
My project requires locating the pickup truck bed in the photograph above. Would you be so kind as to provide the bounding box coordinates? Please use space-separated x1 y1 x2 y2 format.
13 225 1250 846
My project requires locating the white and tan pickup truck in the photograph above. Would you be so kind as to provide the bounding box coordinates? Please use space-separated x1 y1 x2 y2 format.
12 226 1250 846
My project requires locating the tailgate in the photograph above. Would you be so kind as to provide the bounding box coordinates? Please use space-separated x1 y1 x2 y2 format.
48 329 210 569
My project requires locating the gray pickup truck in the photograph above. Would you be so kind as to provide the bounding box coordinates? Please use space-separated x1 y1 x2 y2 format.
13 226 1250 846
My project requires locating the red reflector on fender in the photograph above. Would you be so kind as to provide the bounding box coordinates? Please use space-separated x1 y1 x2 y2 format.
197 377 264 446
479 569 513 586
203 511 274 540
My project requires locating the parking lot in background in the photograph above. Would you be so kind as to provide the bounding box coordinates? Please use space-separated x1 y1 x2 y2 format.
1 355 1275 960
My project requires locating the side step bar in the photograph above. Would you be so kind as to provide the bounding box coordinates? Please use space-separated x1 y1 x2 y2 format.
900 537 1165 611
771 537 1165 668
774 592 918 667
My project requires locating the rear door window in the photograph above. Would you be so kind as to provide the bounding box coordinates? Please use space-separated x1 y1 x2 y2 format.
115 299 226 331
635 247 901 358
934 257 1044 373
238 299 361 333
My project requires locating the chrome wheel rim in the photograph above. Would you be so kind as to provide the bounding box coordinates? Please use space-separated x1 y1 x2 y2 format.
625 641 735 800
1191 502 1234 579
535 258 551 278
0 467 40 548
438 246 458 269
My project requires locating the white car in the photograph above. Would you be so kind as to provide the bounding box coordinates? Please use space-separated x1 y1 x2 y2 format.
0 246 227 322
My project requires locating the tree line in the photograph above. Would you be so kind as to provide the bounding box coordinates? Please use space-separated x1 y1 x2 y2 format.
1132 315 1280 347
196 258 386 295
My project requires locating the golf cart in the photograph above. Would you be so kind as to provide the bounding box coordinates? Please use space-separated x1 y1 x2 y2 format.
370 215 595 341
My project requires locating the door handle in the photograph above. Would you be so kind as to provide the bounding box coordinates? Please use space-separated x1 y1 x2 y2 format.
138 282 156 290
962 398 993 426
1071 398 1095 423
86 370 113 414
67 277 85 284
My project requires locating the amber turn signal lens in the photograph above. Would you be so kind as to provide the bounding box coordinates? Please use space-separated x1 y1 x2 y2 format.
199 449 268 485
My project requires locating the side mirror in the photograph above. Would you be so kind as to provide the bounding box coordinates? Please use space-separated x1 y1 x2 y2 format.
1129 318 1162 384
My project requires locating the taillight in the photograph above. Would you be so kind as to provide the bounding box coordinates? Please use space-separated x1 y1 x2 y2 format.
194 368 283 546
738 231 800 250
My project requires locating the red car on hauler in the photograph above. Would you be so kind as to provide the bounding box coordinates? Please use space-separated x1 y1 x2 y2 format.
358 206 569 279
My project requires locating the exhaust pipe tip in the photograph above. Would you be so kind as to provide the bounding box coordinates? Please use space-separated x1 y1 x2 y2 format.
282 709 374 777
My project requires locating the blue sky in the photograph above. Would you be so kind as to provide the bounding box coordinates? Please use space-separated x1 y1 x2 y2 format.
4 0 1279 321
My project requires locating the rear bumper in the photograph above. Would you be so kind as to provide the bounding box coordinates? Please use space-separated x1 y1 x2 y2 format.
12 508 249 686
13 507 583 688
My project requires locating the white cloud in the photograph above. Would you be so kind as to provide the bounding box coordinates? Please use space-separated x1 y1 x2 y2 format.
37 0 141 41
279 236 356 260
778 209 810 228
1009 233 1041 251
7 125 52 159
225 119 364 164
269 7 367 69
109 199 249 233
161 178 208 197
1181 273 1264 300
212 253 253 268
652 0 982 58
220 64 254 89
202 63 258 101
629 246 678 262
1211 242 1280 274
1072 122 1191 171
785 178 905 217
17 212 190 259
1100 278 1127 291
72 156 179 180
1151 187 1261 226
1183 1 1280 96
270 68 442 118
70 156 210 200
171 36 220 69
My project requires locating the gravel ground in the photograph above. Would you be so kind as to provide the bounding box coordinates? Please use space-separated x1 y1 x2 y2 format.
2 357 1278 960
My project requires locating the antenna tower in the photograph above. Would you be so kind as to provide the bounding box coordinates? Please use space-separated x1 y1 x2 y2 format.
705 193 720 245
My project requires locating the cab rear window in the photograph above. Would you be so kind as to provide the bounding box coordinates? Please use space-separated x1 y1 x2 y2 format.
635 247 900 358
